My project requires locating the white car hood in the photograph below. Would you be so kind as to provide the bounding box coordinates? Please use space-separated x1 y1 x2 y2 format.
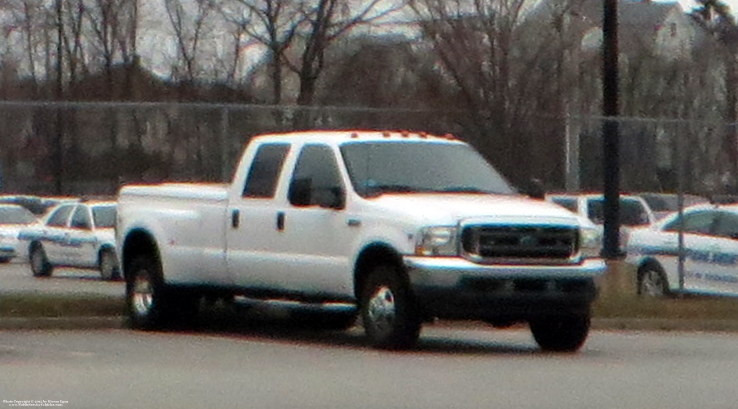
366 194 586 226
0 225 24 239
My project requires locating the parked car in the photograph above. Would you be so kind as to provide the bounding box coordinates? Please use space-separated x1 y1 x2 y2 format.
636 192 708 220
0 204 38 263
0 194 79 216
18 200 120 280
626 203 738 297
546 193 656 250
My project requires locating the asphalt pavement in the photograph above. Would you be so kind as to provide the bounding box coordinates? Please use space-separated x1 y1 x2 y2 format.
2 327 738 409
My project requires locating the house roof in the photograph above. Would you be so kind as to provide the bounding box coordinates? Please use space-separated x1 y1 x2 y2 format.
528 0 689 55
573 0 680 29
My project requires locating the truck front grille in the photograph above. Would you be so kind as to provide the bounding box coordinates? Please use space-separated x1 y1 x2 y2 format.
461 225 578 264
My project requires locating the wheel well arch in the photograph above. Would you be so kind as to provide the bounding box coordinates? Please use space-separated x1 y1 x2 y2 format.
353 243 404 299
97 244 115 259
121 229 161 281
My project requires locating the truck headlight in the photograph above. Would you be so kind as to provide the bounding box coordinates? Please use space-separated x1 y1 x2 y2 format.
579 227 602 258
415 226 458 256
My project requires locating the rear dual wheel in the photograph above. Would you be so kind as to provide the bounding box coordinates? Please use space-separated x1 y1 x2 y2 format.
529 313 591 352
126 255 199 330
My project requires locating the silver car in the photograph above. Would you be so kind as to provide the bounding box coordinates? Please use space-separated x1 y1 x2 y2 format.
0 204 38 262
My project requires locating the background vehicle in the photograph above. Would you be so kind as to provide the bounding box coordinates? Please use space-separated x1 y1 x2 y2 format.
626 203 738 297
19 200 119 280
547 193 656 251
117 130 605 351
0 204 37 263
0 194 79 217
636 192 708 220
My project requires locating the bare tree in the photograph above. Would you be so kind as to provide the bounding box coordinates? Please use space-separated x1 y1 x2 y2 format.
84 0 139 98
286 0 401 107
164 0 216 89
692 0 738 189
219 0 302 104
408 0 564 184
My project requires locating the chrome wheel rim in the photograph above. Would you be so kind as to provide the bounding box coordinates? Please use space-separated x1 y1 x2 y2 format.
132 271 154 317
641 270 664 297
367 286 396 335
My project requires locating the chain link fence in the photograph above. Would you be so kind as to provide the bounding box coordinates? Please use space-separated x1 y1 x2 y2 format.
0 101 735 205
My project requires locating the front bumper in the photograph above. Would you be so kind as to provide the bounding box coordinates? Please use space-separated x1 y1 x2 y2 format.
403 256 606 320
0 246 16 259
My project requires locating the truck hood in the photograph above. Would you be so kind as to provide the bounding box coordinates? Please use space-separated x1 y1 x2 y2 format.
366 193 588 227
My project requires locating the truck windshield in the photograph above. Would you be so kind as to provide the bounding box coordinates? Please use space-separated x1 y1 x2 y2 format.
340 141 514 198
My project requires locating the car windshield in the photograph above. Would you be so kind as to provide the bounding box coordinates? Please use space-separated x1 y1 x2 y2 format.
587 198 650 226
0 206 36 225
340 141 514 197
552 197 578 212
641 194 706 211
92 205 116 228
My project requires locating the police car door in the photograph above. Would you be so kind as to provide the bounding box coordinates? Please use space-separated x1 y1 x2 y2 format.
670 210 719 294
708 211 738 296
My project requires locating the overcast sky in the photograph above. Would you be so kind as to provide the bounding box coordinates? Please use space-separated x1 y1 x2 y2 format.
671 0 738 14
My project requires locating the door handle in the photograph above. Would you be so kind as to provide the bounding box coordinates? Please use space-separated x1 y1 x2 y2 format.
231 209 240 228
276 212 285 231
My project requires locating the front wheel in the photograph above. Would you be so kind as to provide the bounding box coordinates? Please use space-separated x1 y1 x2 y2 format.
638 265 669 297
360 264 421 349
98 248 120 281
30 244 53 277
529 313 591 352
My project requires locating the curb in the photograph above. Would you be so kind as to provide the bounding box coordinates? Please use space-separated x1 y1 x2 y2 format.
3 316 738 333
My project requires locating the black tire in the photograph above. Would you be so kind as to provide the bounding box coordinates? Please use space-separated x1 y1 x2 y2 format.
529 312 591 352
126 255 199 330
29 244 53 277
638 264 670 297
0 257 11 263
360 264 421 349
98 248 120 281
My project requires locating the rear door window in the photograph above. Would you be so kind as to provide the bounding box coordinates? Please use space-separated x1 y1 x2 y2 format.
46 205 75 227
664 210 717 235
242 143 290 198
70 206 92 230
289 144 343 207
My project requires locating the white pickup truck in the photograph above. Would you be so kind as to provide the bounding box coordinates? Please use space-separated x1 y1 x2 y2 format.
116 130 606 350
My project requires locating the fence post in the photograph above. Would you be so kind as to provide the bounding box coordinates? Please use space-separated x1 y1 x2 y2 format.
220 107 230 183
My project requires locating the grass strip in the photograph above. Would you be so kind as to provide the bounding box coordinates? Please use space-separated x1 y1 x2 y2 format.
0 293 124 317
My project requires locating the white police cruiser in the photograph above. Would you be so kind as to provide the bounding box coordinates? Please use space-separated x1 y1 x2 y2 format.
626 202 738 297
19 200 119 280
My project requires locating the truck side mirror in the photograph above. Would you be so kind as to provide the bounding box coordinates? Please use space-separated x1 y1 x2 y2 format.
525 178 545 200
313 186 345 209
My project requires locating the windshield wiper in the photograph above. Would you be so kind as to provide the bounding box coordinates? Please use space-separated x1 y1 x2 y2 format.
362 184 433 197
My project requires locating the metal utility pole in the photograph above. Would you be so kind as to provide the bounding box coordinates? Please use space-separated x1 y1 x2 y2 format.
54 0 64 195
602 0 621 258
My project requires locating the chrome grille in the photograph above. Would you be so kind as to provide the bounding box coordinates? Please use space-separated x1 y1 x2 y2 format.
461 225 578 263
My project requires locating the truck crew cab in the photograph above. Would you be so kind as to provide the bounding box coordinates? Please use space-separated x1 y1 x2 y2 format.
116 130 605 350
